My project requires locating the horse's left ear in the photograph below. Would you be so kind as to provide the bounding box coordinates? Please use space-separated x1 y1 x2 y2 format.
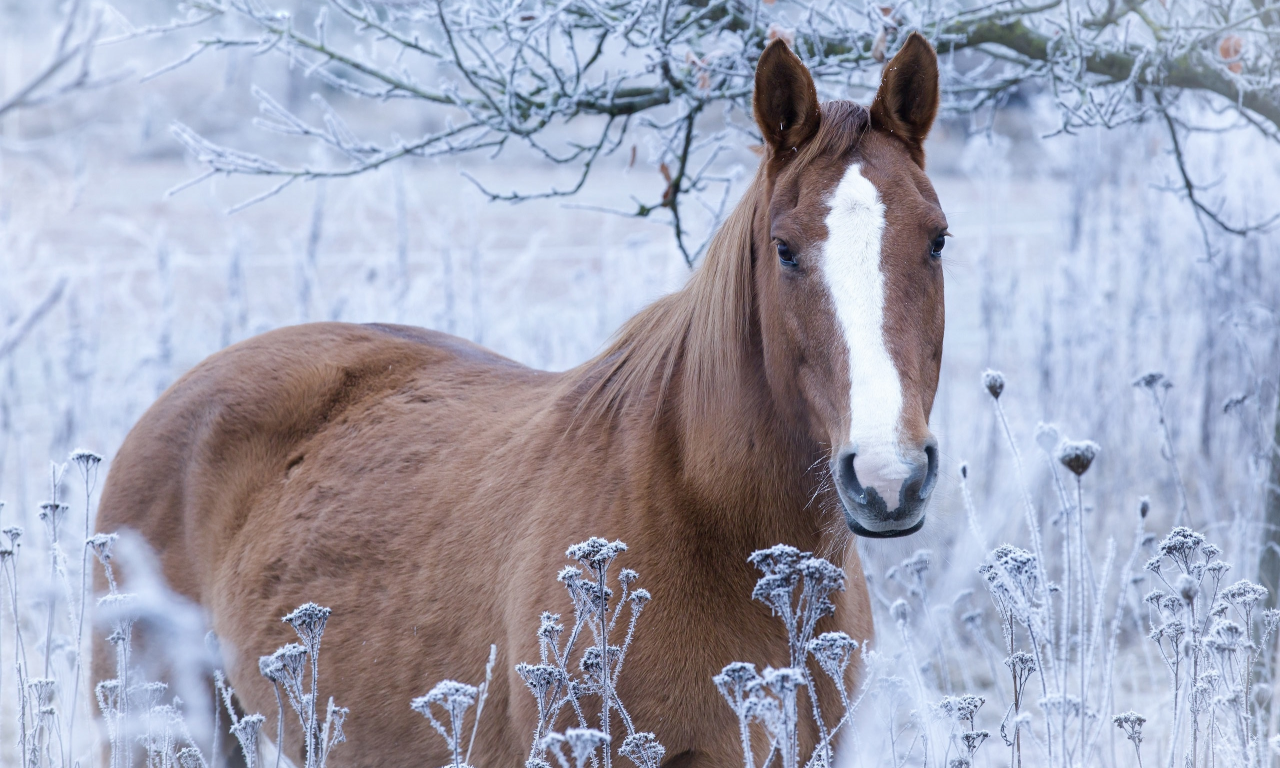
753 39 821 160
870 32 939 167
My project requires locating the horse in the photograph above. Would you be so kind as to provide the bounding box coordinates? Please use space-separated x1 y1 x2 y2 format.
95 34 947 768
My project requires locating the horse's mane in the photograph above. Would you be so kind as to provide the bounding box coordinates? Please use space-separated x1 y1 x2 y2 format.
571 101 870 430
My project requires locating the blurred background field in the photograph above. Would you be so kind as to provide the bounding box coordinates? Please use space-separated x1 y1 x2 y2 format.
4 1 1280 766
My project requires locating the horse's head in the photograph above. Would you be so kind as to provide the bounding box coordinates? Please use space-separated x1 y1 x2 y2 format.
752 35 945 538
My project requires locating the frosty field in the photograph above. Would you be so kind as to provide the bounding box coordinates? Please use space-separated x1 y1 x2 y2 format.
4 2 1280 766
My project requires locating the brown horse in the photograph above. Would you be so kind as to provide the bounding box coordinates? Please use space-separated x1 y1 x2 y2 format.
96 35 947 768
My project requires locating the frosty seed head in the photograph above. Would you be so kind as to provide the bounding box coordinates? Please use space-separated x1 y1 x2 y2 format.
807 632 857 663
282 602 331 645
87 532 118 564
799 556 845 592
258 653 282 681
1208 619 1245 653
979 545 1039 607
551 728 609 768
39 502 68 528
580 646 605 675
516 663 564 697
939 694 984 724
566 538 627 567
230 713 265 765
751 571 799 604
1057 439 1099 476
1035 422 1060 455
95 679 122 712
537 612 563 643
262 643 307 689
1132 371 1166 389
1138 496 1150 518
900 549 931 580
69 448 103 468
1158 527 1207 571
28 678 56 708
956 695 985 721
1004 652 1036 677
890 599 911 625
424 679 479 709
960 730 989 755
981 370 1004 400
176 747 209 768
619 732 666 768
714 661 760 691
1175 574 1200 603
761 666 805 695
1113 710 1146 744
1222 579 1268 610
748 544 804 576
557 565 583 586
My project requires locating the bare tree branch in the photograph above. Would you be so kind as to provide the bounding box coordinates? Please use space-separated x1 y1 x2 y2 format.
0 1 120 121
150 0 1280 259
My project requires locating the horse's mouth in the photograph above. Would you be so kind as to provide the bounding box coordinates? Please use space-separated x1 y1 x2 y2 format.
835 483 928 539
844 514 926 539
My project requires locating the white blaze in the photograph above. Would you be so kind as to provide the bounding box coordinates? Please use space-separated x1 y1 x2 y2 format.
819 162 910 496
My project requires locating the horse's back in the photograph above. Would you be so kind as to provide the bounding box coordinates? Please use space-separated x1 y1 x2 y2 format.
96 321 535 599
96 321 557 764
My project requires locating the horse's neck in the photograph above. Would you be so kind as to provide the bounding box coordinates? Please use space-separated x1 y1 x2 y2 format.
674 351 836 547
654 281 840 559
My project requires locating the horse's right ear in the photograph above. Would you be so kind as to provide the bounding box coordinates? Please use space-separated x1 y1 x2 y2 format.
753 40 821 160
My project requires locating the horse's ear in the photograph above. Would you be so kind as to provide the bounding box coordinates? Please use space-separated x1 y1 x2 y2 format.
869 32 939 167
753 39 821 160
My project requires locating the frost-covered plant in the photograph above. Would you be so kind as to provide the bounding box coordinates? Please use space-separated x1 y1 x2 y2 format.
715 545 883 768
249 603 347 768
945 369 1280 768
91 532 212 768
544 728 610 768
1139 528 1271 767
417 538 659 768
1113 711 1146 767
412 680 480 768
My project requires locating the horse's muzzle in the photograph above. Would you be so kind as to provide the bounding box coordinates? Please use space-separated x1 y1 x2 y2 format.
832 441 938 538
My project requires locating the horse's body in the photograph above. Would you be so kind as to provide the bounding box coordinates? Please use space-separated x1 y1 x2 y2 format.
96 38 947 768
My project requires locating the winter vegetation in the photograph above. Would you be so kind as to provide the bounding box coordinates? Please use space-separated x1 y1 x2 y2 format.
3 0 1280 767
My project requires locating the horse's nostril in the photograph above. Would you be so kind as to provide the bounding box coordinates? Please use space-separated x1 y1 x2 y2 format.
838 451 864 503
919 443 939 501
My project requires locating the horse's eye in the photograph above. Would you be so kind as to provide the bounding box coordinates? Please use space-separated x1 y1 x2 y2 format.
776 241 797 268
930 235 946 259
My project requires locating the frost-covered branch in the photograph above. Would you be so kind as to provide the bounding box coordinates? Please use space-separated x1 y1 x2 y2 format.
0 0 120 121
156 0 1280 260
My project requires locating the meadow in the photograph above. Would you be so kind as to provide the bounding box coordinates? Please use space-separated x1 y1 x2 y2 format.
3 2 1280 766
